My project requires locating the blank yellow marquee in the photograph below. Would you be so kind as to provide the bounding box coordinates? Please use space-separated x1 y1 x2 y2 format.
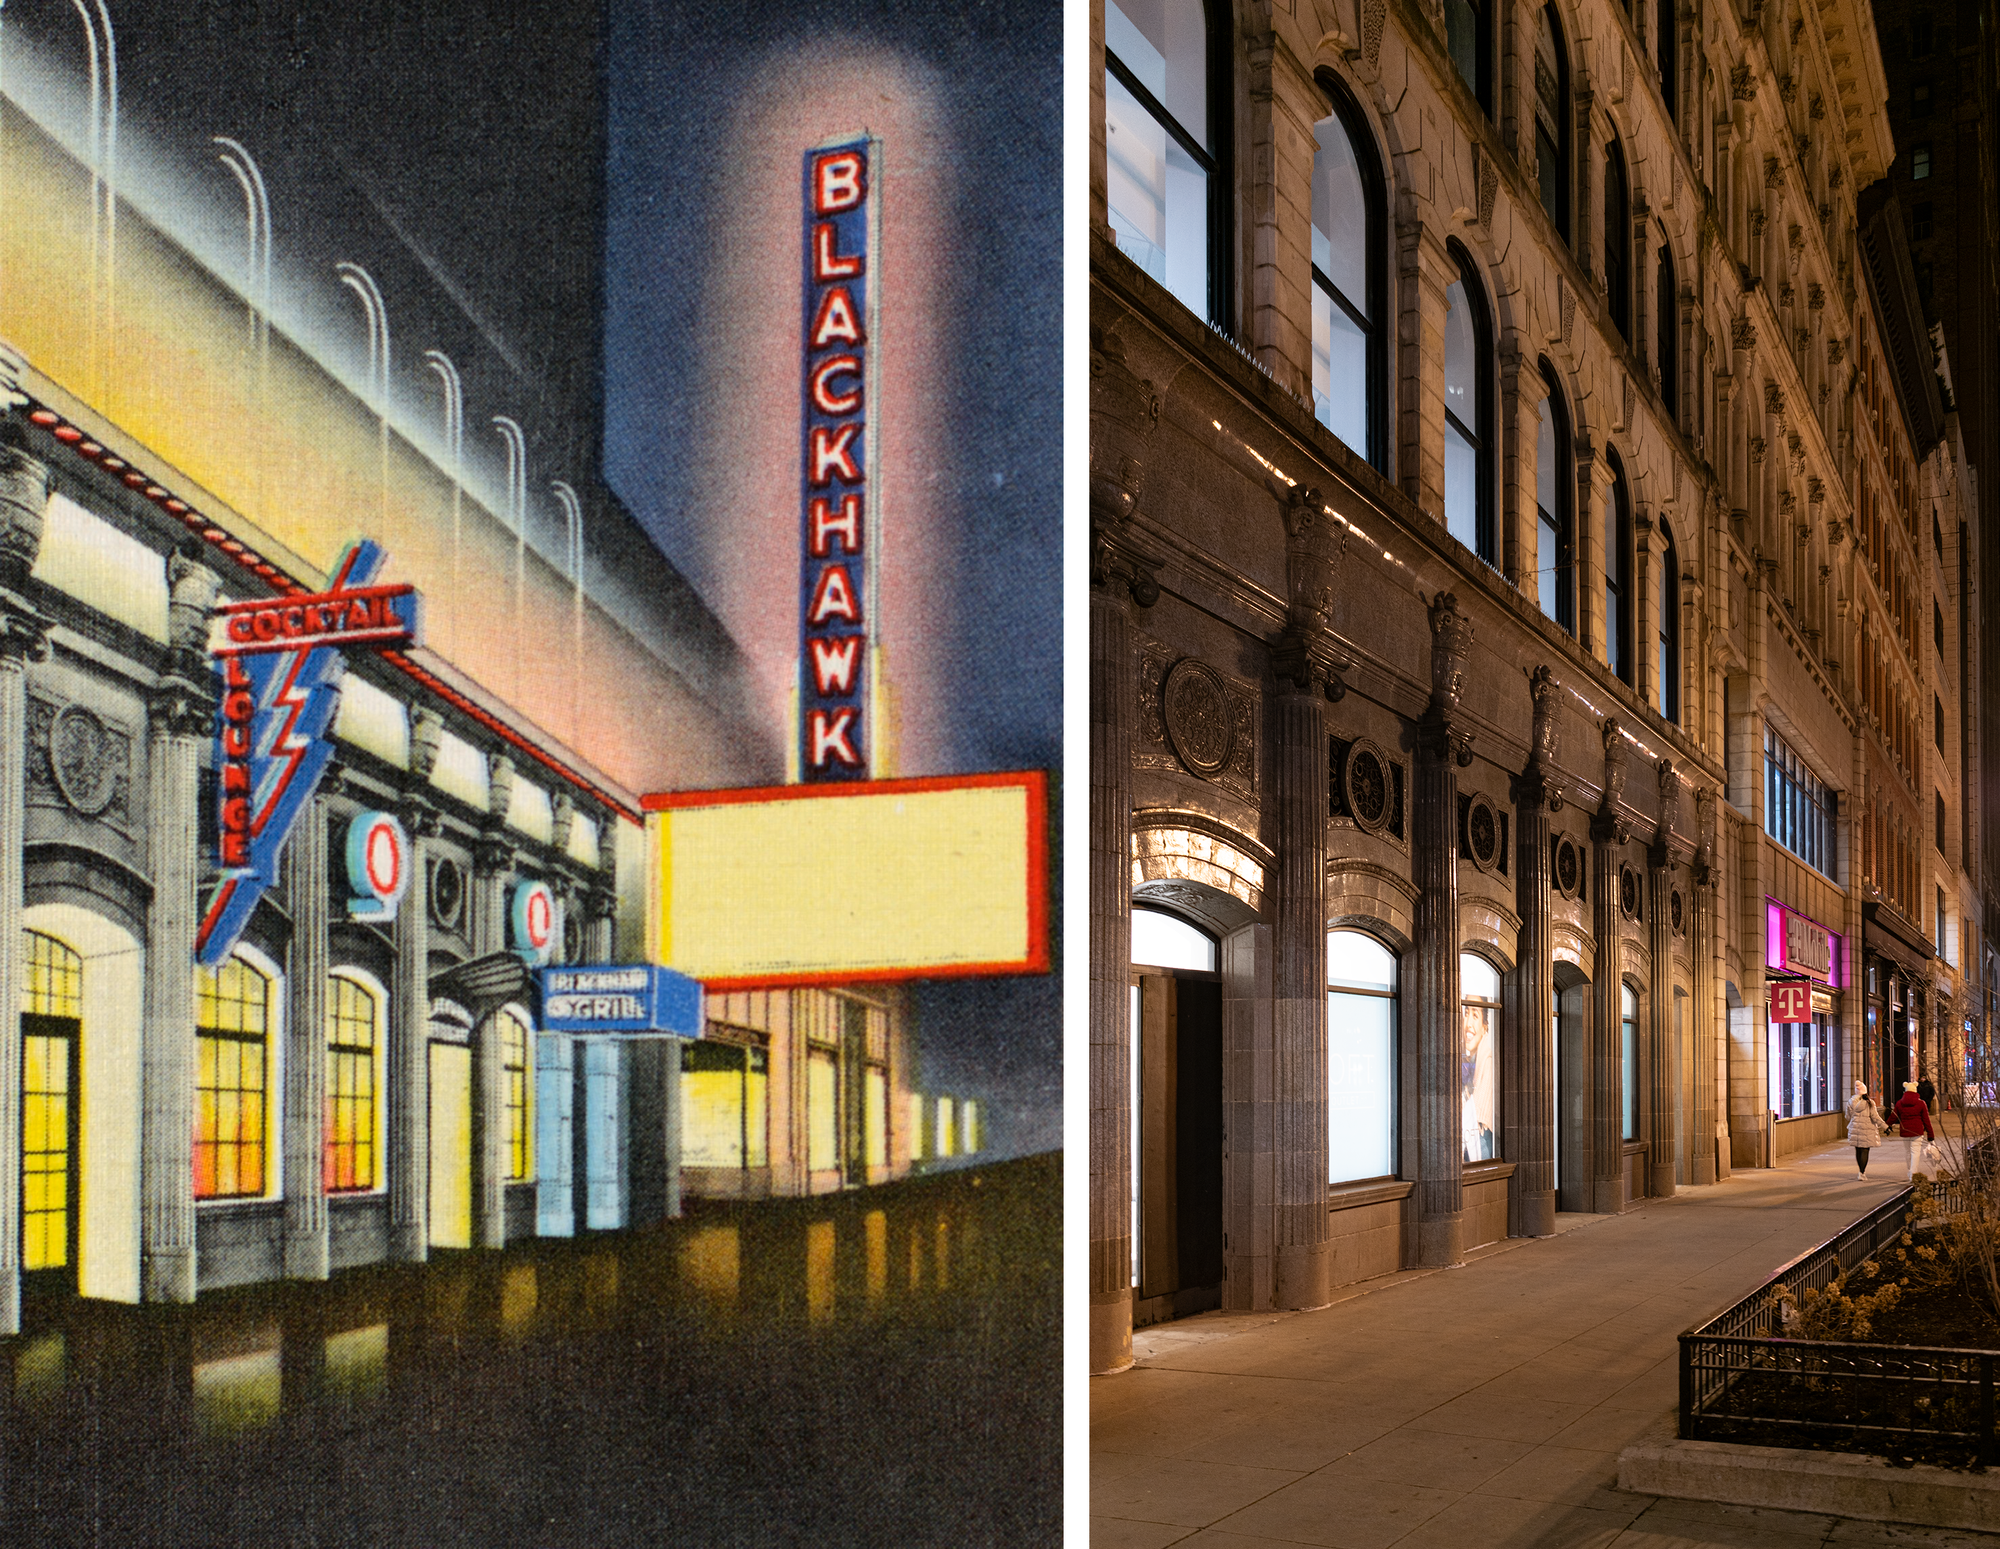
641 772 1048 989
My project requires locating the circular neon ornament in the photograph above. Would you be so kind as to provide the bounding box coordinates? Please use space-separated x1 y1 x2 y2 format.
511 879 558 964
345 811 410 922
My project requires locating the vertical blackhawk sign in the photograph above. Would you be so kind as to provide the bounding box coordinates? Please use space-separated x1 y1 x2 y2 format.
799 135 880 782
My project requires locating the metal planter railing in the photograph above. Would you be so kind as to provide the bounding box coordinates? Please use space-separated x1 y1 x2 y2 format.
1678 1150 1995 1466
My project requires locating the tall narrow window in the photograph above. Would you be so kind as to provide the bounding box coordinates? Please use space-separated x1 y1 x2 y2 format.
1328 930 1397 1183
1443 245 1494 563
325 974 380 1193
1104 0 1219 322
196 957 271 1200
1657 0 1677 120
22 931 82 1274
1535 6 1570 240
1621 984 1639 1141
1537 364 1575 633
1604 139 1631 341
499 1007 533 1181
1656 244 1678 424
1311 82 1385 470
1445 0 1491 112
1460 954 1501 1162
1657 517 1680 721
1605 449 1633 682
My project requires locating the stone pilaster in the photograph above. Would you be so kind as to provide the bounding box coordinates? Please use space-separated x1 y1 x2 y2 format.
1690 788 1720 1183
1088 328 1161 1375
471 823 513 1251
1397 218 1453 523
282 794 332 1280
1591 719 1632 1214
1507 665 1563 1237
1246 35 1324 399
1500 344 1548 599
1415 592 1474 1264
0 431 52 1333
1270 487 1344 1307
389 709 442 1262
1647 760 1680 1200
142 553 220 1304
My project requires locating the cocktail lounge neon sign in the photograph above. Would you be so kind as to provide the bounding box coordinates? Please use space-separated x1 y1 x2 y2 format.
197 540 420 964
799 135 879 781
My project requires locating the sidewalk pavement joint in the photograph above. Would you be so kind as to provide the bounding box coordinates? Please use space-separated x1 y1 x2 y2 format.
1095 1142 2000 1548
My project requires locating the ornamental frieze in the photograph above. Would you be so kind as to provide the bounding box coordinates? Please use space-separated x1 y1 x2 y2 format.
27 692 134 836
1135 641 1257 800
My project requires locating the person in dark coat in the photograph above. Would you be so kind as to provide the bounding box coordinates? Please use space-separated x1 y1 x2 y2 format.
1917 1075 1937 1111
1894 1081 1936 1181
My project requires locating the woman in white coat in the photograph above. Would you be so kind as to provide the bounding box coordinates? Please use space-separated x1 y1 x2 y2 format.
1845 1080 1888 1176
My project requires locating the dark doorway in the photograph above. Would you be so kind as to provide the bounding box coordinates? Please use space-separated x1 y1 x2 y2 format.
1134 972 1224 1318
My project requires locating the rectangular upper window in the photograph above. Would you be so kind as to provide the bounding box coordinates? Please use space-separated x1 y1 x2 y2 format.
1763 725 1836 878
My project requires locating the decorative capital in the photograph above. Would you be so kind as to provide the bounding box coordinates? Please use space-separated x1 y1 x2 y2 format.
551 790 575 855
146 675 217 740
1600 718 1627 810
1089 327 1162 532
1427 591 1473 715
486 751 515 824
397 791 443 841
409 707 444 783
474 833 517 878
1656 758 1681 844
1693 785 1718 888
0 429 52 594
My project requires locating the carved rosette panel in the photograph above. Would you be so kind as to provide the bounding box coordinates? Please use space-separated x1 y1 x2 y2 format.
1459 790 1508 876
1619 865 1642 922
1552 833 1584 899
1331 735 1406 842
1670 886 1686 937
1135 642 1256 799
28 694 134 834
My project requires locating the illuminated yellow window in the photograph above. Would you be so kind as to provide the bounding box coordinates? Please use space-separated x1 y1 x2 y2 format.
936 1096 957 1159
196 958 270 1199
22 932 81 1272
498 1008 533 1180
864 1067 887 1168
681 1036 768 1169
808 1049 839 1172
324 975 379 1192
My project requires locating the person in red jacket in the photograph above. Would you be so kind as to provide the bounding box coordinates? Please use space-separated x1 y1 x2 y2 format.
1893 1081 1936 1181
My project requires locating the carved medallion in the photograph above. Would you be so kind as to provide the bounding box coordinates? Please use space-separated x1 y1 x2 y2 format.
49 704 119 817
1161 658 1234 778
1620 866 1641 921
1462 791 1502 874
430 855 466 932
1553 835 1582 899
1670 887 1686 936
1343 738 1393 834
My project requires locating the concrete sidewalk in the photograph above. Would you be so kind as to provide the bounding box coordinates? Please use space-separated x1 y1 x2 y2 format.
1092 1143 2000 1547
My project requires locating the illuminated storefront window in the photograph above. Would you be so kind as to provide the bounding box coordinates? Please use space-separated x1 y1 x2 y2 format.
1461 954 1500 1162
1621 985 1639 1141
1328 929 1396 1183
809 1051 841 1171
864 1066 887 1167
935 1095 957 1160
324 974 379 1192
22 932 82 1272
681 1039 769 1169
196 958 271 1200
498 1008 533 1181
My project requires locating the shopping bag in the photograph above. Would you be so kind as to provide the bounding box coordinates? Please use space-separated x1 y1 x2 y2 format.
1919 1140 1953 1177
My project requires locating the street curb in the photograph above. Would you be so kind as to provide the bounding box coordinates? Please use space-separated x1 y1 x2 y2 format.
1618 1428 2000 1533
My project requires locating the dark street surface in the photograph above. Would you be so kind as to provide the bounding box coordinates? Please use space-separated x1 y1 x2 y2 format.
0 1154 1060 1547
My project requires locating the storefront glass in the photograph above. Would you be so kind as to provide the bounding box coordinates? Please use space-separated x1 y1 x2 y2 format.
1769 1014 1836 1117
1459 954 1499 1162
1328 930 1396 1183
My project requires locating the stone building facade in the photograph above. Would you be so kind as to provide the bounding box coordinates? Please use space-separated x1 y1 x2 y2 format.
1089 0 1967 1375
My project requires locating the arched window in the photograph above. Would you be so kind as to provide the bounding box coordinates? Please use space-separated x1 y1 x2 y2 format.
1132 906 1217 972
1605 448 1634 683
1460 954 1501 1162
23 931 82 1273
1657 0 1677 121
1537 364 1575 634
1311 80 1386 470
1443 244 1495 564
498 1006 534 1181
1534 6 1571 240
1604 138 1631 342
196 956 272 1200
1104 0 1221 323
1657 517 1680 721
1445 0 1492 113
1621 984 1640 1141
1656 243 1678 425
1328 929 1397 1183
325 973 381 1192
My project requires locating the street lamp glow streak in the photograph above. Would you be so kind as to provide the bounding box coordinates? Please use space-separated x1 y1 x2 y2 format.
425 349 465 660
491 414 527 700
552 478 584 747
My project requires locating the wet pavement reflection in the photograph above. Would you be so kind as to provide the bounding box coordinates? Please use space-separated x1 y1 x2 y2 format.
0 1154 1059 1546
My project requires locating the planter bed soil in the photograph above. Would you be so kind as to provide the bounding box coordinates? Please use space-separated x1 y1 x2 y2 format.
1703 1278 2000 1470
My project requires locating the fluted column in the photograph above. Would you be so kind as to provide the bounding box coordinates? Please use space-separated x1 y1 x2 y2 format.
1590 720 1631 1214
0 431 52 1333
389 708 442 1262
1647 760 1680 1199
1414 593 1474 1265
1507 666 1563 1237
1270 678 1329 1306
142 554 221 1304
1690 789 1720 1183
1087 328 1161 1375
282 794 331 1279
471 821 512 1251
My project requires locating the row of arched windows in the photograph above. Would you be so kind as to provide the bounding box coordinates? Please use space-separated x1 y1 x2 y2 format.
1105 0 1684 724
